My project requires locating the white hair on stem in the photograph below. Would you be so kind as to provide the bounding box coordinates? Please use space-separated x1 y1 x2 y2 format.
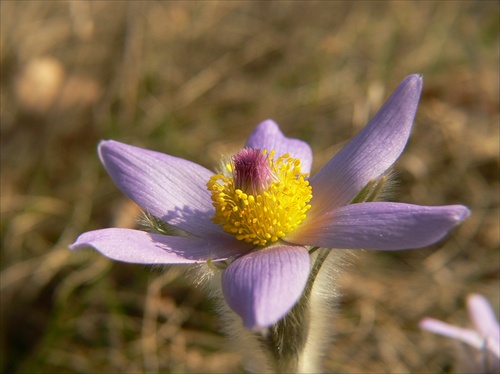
187 248 351 373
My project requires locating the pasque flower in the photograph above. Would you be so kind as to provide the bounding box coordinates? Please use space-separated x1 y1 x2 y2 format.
71 74 469 331
420 294 500 373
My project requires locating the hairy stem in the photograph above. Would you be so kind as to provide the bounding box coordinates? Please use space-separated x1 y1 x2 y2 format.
257 247 331 373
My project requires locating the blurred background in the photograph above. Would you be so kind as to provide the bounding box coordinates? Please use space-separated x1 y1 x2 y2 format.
1 2 498 373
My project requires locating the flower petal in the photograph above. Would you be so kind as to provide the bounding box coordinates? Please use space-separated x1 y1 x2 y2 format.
99 140 224 237
70 228 249 264
419 318 484 350
245 119 313 174
308 75 423 216
221 245 310 330
287 202 470 250
467 294 500 343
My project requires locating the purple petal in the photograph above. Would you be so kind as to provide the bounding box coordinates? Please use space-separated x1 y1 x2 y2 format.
467 294 500 343
287 202 470 250
419 318 484 349
222 245 310 330
308 75 423 217
245 119 313 174
99 140 224 237
70 228 249 264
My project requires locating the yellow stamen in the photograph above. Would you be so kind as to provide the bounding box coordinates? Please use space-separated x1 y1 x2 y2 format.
207 150 312 246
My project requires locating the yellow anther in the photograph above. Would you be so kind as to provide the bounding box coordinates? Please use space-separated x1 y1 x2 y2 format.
207 149 312 246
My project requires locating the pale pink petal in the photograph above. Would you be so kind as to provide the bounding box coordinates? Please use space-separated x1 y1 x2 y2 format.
420 318 484 349
468 294 500 344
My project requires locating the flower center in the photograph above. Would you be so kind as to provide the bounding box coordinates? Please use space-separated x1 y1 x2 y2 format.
207 148 312 246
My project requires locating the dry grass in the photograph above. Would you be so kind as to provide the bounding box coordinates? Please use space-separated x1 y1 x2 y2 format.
1 2 498 373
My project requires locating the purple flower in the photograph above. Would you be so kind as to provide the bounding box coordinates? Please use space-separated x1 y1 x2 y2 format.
420 294 500 373
70 75 469 331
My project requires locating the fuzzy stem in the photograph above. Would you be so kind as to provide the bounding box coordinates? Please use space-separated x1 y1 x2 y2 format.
257 247 330 373
350 175 386 204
